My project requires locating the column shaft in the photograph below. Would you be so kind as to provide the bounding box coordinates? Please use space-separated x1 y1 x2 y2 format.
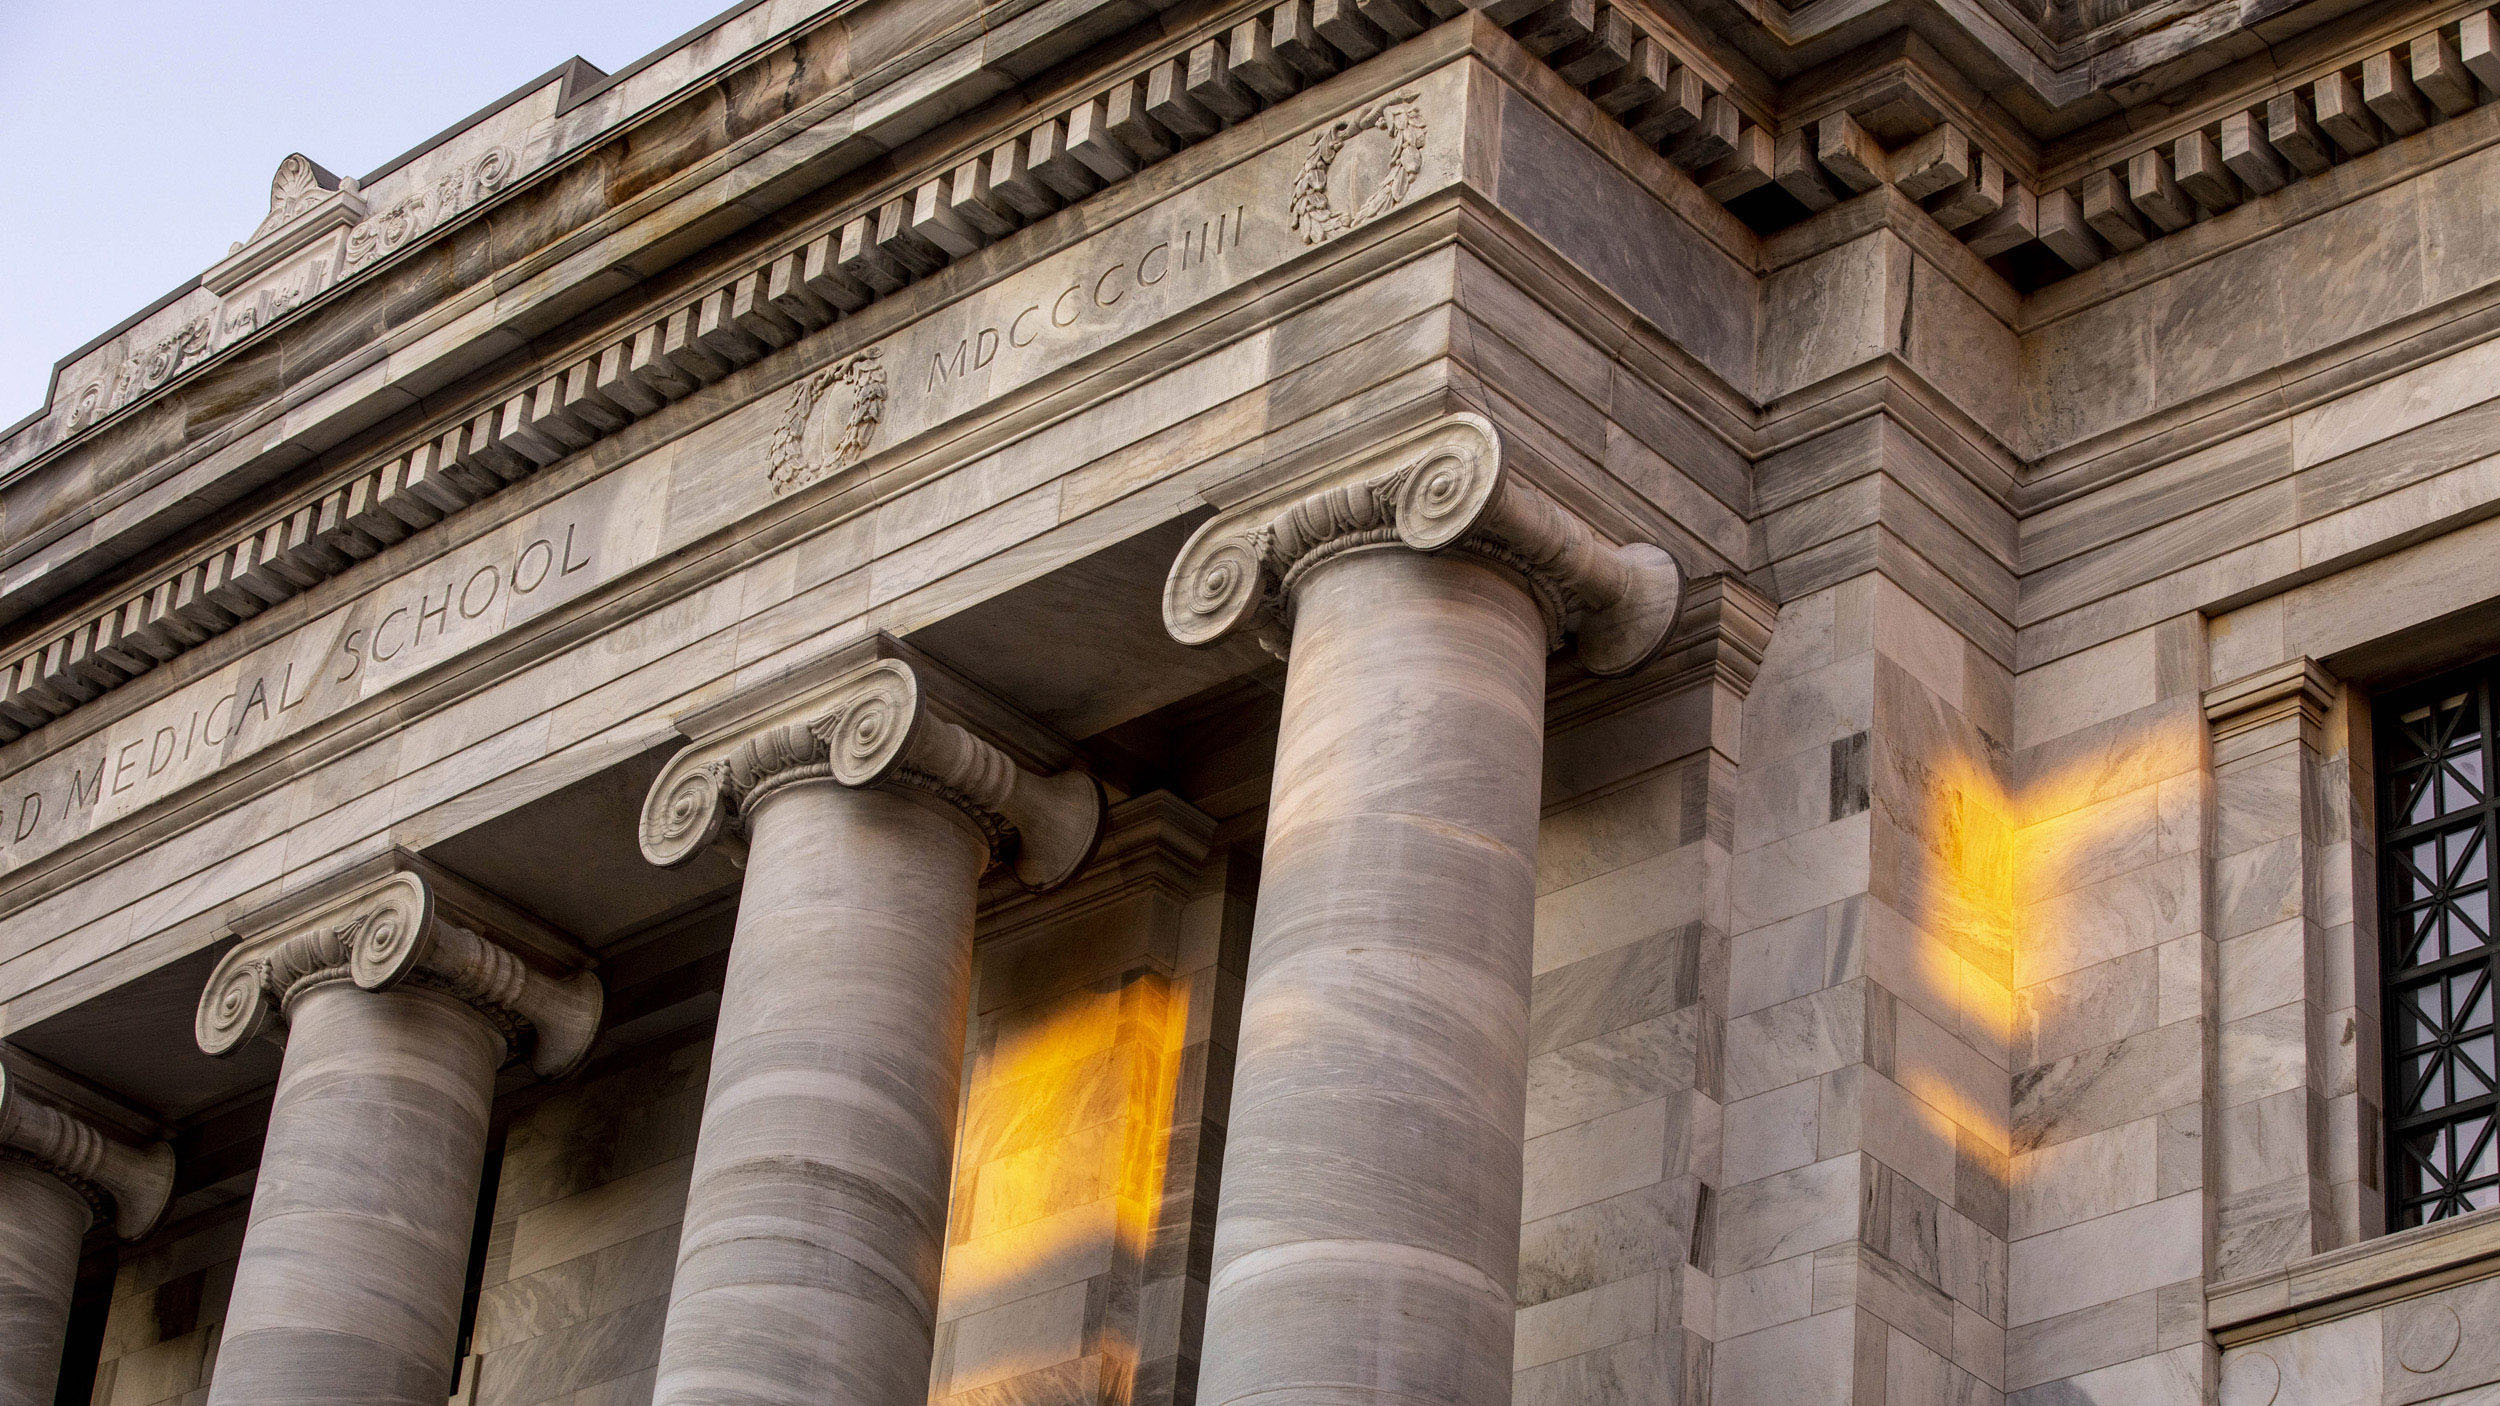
652 783 987 1406
207 984 502 1406
1199 547 1547 1406
0 1161 88 1406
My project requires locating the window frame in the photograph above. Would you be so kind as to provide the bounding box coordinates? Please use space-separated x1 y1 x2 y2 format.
2376 658 2500 1230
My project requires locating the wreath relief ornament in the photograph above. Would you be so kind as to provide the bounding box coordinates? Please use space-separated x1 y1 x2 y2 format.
769 347 890 493
1290 92 1429 245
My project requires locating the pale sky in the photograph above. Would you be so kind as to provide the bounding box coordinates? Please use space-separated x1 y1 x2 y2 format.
0 0 732 426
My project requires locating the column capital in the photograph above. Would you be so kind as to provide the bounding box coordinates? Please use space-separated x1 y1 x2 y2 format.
0 1055 175 1239
1161 412 1685 677
638 637 1105 888
196 858 602 1080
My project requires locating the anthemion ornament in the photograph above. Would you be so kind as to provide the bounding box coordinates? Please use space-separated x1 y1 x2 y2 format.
767 346 889 494
1288 92 1427 245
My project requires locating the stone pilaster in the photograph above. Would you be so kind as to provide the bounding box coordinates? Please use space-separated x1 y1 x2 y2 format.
0 1060 174 1406
1162 411 1684 1406
637 639 1103 1406
2205 657 2369 1274
195 858 601 1406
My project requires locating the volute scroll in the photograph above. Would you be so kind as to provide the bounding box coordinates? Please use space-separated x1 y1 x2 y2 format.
638 653 1105 893
1161 412 1684 676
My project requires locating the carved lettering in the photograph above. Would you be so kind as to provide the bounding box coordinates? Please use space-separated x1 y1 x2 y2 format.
0 520 599 863
923 206 1246 398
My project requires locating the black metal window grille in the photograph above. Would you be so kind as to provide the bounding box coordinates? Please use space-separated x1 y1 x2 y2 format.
2382 660 2500 1228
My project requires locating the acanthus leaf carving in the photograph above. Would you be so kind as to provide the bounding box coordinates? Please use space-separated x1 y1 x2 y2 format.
343 146 518 271
252 153 339 241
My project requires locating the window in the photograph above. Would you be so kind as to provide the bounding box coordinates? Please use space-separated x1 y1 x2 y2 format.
2381 661 2500 1228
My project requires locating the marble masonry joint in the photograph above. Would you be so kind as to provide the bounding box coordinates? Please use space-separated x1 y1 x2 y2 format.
1163 411 1686 675
194 854 603 1080
0 1057 174 1240
638 635 1106 889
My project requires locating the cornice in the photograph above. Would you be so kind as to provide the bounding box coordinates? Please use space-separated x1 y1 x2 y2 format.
2204 655 2337 742
0 55 1472 930
639 636 1106 889
0 1050 176 1239
1163 410 1688 675
194 854 602 1080
9 0 2490 753
0 0 1496 749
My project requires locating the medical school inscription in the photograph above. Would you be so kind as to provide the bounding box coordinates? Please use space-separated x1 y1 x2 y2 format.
0 523 592 858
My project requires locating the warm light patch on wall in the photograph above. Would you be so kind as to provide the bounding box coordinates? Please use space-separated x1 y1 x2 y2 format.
1889 742 2022 1151
930 965 1188 1403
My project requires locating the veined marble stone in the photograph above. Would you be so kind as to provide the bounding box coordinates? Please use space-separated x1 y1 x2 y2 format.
4 0 2500 1401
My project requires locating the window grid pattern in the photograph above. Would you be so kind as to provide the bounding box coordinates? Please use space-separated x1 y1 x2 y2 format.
2382 663 2500 1229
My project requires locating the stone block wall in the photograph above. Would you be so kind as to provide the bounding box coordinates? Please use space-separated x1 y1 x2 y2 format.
1516 743 1718 1403
930 822 1244 1406
82 1212 242 1406
464 1032 710 1403
1709 572 2016 1406
2002 616 2213 1403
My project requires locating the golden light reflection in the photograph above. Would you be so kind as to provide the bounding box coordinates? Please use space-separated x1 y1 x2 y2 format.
1891 700 2204 1171
931 966 1187 1400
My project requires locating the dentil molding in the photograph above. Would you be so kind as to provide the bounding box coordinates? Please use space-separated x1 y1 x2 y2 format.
638 637 1105 890
195 860 602 1080
1162 412 1685 676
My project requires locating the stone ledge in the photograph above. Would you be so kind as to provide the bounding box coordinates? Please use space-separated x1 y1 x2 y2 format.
2208 1206 2500 1346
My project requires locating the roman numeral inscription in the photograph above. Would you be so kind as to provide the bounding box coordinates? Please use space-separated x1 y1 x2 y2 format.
0 68 1466 879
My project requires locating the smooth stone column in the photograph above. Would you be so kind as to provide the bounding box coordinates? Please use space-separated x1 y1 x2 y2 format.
0 1064 174 1406
638 646 1103 1406
0 1163 85 1406
1162 413 1682 1406
196 865 601 1406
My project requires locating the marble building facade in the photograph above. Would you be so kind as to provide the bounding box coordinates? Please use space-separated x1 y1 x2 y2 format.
2 0 2499 1399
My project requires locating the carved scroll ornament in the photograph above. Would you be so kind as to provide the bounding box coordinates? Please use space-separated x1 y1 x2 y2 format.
196 871 602 1080
0 1063 175 1239
639 657 1104 890
1162 413 1685 676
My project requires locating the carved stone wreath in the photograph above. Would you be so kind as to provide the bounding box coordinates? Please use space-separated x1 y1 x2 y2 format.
768 347 889 494
1289 93 1428 246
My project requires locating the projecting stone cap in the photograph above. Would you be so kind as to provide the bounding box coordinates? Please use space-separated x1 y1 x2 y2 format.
0 1053 175 1240
1162 412 1684 677
196 854 602 1081
639 635 1105 891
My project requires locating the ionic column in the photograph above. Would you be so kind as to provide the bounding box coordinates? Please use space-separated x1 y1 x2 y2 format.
637 644 1103 1406
194 862 601 1406
0 1061 174 1406
1162 412 1683 1406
